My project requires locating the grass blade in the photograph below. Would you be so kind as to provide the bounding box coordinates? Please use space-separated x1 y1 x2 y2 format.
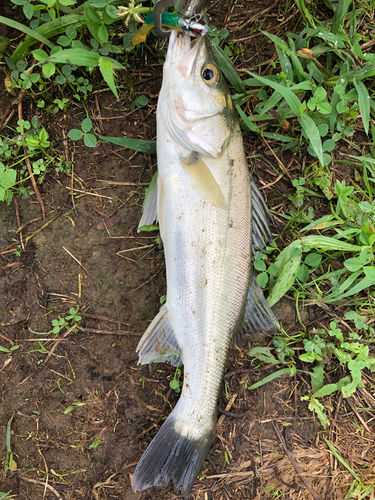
323 438 361 481
332 0 353 35
213 46 245 94
353 78 370 135
246 71 301 115
0 15 55 50
46 49 125 69
100 136 156 154
249 368 291 390
236 104 261 133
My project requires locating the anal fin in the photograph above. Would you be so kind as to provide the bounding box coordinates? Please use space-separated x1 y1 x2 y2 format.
235 276 280 343
137 304 182 367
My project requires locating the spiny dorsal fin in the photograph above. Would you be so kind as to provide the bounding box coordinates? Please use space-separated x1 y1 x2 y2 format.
137 304 182 367
180 152 226 210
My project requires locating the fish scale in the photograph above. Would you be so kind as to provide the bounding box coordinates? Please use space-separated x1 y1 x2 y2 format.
133 31 279 498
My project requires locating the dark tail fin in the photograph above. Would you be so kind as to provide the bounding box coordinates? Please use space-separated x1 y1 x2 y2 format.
133 406 213 499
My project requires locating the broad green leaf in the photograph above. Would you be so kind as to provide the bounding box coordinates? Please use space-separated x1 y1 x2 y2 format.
268 247 302 306
305 253 322 267
57 35 71 47
100 135 156 154
0 168 17 189
84 133 97 148
261 31 291 54
32 49 49 62
310 365 324 391
257 272 268 287
353 78 370 135
254 260 266 271
42 62 56 78
363 266 375 279
68 129 84 140
45 49 125 70
106 4 118 18
262 89 284 115
81 118 92 133
297 264 309 281
97 23 108 43
344 258 362 272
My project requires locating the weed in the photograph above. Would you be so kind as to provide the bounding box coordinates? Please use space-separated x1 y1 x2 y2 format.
88 439 101 449
0 492 16 499
68 117 97 148
0 114 71 204
3 415 14 473
0 345 19 355
63 401 86 414
249 316 375 428
169 367 182 393
29 307 83 336
131 94 149 111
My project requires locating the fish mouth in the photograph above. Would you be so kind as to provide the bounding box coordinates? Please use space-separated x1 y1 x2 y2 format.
167 31 206 78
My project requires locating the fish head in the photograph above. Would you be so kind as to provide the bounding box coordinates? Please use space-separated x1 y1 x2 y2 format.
160 31 236 157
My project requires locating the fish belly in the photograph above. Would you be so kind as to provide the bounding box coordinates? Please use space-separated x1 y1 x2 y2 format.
157 122 251 439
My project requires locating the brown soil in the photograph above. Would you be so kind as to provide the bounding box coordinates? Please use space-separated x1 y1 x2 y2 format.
1 1 374 499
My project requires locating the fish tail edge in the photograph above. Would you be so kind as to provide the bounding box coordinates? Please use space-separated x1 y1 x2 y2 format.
132 408 213 499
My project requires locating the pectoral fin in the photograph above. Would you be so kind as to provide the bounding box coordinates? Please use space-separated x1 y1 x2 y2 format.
138 172 158 230
180 153 226 210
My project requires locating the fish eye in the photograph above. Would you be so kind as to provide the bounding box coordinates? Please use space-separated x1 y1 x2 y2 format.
201 63 220 87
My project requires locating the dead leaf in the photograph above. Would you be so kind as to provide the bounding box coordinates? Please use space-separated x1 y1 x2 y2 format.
96 217 121 231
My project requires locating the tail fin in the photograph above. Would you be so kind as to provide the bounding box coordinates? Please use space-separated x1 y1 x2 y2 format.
133 406 213 499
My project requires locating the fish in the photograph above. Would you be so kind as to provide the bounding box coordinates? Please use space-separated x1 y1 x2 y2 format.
132 31 279 499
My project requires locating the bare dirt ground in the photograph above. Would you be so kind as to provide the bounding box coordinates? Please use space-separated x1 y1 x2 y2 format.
1 0 375 499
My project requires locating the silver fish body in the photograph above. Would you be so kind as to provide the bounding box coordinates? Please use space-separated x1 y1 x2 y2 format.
133 31 278 498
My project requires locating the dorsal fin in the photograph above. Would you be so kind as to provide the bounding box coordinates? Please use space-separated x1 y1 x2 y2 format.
250 174 273 255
